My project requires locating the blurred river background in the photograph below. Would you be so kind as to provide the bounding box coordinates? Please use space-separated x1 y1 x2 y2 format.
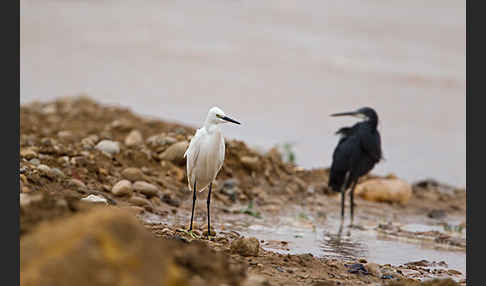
20 0 465 187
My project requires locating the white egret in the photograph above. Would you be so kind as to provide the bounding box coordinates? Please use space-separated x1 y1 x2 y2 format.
184 106 241 237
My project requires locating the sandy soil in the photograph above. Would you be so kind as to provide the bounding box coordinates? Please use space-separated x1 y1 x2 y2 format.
20 97 466 286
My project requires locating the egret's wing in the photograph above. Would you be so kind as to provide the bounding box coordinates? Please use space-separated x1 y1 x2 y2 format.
184 128 204 190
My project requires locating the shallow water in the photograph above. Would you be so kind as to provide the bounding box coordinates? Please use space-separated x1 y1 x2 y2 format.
236 222 466 274
20 0 465 187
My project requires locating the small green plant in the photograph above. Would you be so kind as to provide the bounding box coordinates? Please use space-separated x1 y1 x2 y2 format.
282 142 296 164
240 200 262 219
443 223 464 233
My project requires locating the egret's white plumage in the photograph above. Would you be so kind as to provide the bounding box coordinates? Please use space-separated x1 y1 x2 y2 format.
184 107 239 192
184 106 240 235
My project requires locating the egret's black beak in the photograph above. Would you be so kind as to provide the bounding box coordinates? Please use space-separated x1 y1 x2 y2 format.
221 116 241 125
330 111 359 117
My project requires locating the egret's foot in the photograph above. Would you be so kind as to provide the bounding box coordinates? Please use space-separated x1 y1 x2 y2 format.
176 228 199 239
205 234 215 241
203 229 216 238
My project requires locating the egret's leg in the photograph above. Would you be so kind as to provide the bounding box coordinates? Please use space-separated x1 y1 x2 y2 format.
349 181 358 227
206 182 212 238
189 181 197 231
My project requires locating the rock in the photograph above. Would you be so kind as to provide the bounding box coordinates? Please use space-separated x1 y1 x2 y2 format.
345 263 369 274
80 194 108 204
427 209 447 219
36 164 51 174
81 135 99 149
20 208 189 286
240 156 260 172
20 148 37 160
111 180 133 196
133 181 159 197
67 179 87 191
20 193 43 208
121 167 144 181
125 130 143 146
95 140 120 156
355 178 412 205
447 269 462 275
158 141 189 165
29 158 40 166
161 194 181 207
57 130 73 140
230 237 260 257
128 195 151 207
365 263 381 277
109 118 133 131
146 134 177 147
50 168 65 179
58 156 70 166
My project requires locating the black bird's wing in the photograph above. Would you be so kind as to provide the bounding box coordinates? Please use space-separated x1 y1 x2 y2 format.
329 124 360 192
359 128 382 163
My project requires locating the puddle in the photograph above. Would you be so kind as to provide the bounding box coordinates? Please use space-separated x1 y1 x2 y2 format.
233 217 466 275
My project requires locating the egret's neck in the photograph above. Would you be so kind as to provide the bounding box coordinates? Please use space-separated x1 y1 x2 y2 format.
204 121 221 133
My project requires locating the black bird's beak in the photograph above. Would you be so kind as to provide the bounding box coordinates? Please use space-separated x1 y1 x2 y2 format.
330 111 359 117
221 116 241 125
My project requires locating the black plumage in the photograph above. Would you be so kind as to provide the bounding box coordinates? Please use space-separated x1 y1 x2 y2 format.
328 107 383 225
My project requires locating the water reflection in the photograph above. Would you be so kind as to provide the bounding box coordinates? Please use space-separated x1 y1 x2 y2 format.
320 226 368 260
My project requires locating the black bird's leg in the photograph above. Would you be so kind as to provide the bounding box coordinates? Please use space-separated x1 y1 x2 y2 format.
340 187 346 223
189 180 197 231
349 180 358 227
206 182 212 238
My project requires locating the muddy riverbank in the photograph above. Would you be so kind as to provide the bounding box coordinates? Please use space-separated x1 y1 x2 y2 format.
20 97 466 285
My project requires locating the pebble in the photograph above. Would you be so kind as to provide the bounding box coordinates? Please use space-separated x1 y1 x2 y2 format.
447 269 462 275
57 156 70 166
121 167 144 182
67 179 87 190
133 181 159 197
20 174 27 184
161 193 180 207
81 194 108 204
146 134 177 147
81 135 99 149
124 130 143 146
128 195 151 207
240 156 260 172
57 130 73 140
427 209 447 219
50 168 65 179
20 193 43 208
29 158 40 166
345 263 369 275
365 263 381 277
111 180 133 196
95 140 120 156
230 237 260 257
158 141 188 165
20 149 37 160
36 164 51 174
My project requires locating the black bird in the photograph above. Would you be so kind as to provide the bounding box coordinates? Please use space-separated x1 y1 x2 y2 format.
328 107 383 226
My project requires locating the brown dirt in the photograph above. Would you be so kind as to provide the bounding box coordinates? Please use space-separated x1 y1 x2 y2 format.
20 97 466 286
